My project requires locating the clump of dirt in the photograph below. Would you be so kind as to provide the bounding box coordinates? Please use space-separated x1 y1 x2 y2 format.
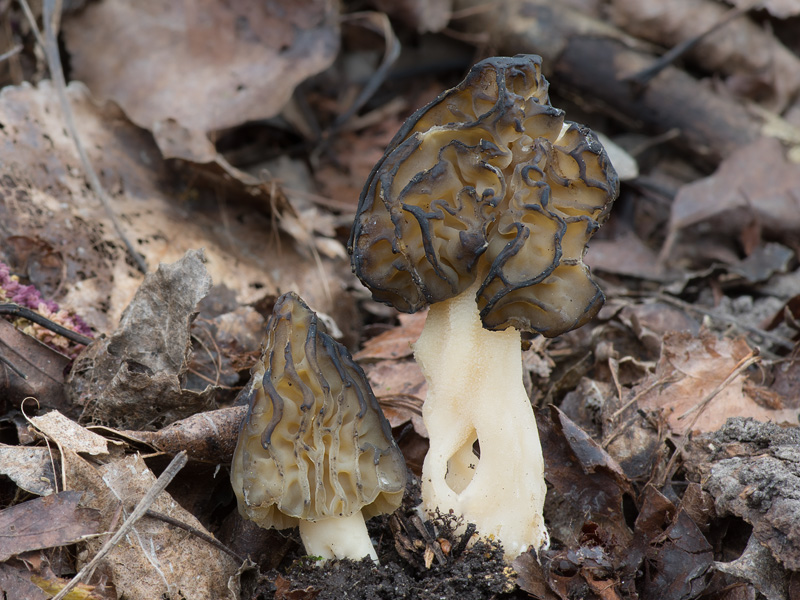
244 476 519 600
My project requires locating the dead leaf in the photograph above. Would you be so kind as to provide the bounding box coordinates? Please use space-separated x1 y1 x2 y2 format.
114 405 246 464
63 0 340 135
0 318 70 413
512 552 559 599
0 444 57 496
0 563 49 600
635 329 799 435
0 491 101 561
641 510 713 600
0 81 354 335
66 250 215 429
355 311 427 361
608 0 800 111
362 359 427 404
663 139 800 266
62 449 238 600
30 410 114 455
538 406 633 547
274 574 320 600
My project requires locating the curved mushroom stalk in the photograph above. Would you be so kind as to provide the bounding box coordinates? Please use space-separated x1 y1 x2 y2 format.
415 278 549 559
298 512 378 562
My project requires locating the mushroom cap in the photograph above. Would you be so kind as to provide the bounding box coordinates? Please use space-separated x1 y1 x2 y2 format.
231 292 407 530
349 54 618 337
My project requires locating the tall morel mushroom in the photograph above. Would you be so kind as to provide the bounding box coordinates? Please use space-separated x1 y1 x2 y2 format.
348 55 618 558
231 292 407 562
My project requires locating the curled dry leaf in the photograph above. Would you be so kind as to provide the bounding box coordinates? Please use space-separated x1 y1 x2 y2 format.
66 250 216 429
63 0 340 135
116 405 247 465
635 329 799 436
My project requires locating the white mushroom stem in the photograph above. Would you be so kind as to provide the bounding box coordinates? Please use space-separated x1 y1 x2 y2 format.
414 278 549 560
297 511 379 563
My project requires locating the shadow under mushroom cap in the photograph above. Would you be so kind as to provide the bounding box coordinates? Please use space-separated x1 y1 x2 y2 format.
231 292 407 530
349 54 619 337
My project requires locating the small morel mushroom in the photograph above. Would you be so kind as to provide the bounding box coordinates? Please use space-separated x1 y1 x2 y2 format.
230 292 407 562
349 55 618 559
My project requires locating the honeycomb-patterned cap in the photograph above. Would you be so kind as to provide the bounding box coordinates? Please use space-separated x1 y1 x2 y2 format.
349 54 618 337
231 292 407 529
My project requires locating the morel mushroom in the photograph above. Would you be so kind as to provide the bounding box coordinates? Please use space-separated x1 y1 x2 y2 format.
349 55 618 558
231 292 407 562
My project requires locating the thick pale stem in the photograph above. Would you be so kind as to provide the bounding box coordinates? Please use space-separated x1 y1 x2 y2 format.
297 511 379 563
414 279 549 559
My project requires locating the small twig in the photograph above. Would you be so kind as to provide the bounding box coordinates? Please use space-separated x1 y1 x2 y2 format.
51 451 188 600
29 0 148 274
659 350 760 487
0 352 28 379
622 2 760 86
145 509 245 564
331 12 401 130
0 303 93 346
0 44 23 63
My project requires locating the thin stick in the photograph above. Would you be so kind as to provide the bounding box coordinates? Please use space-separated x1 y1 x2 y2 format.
656 293 795 351
0 44 23 63
622 2 760 85
51 451 188 600
144 509 245 564
0 303 93 346
659 350 759 487
31 0 148 274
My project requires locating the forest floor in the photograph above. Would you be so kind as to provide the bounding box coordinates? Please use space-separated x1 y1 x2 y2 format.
1 0 800 599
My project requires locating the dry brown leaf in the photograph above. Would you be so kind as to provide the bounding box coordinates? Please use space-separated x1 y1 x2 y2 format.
586 231 671 282
62 449 238 600
0 491 101 561
354 311 427 361
30 410 115 455
635 329 799 435
0 563 50 600
115 405 246 464
608 0 800 111
63 0 340 134
0 318 70 413
361 359 427 402
663 138 800 266
0 81 354 334
0 444 56 496
66 250 216 429
730 0 800 18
